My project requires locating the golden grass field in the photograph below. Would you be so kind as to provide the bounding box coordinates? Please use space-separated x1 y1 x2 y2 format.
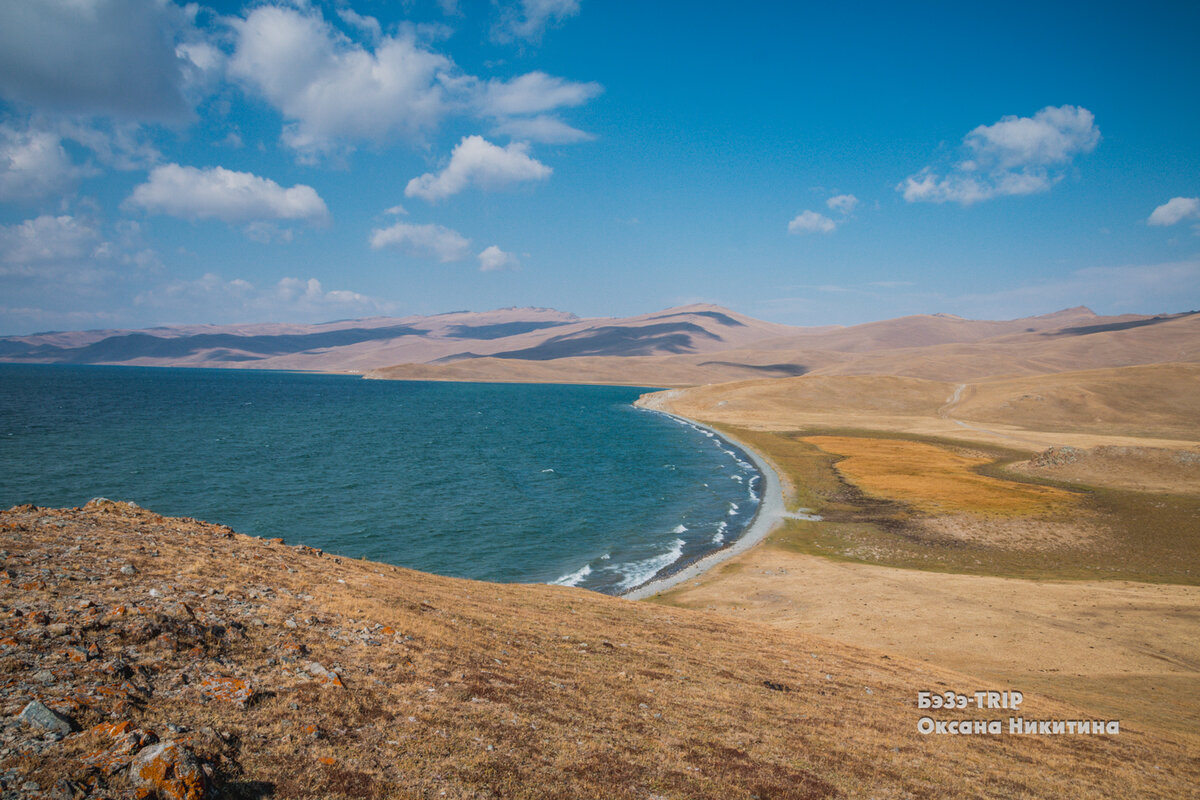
644 363 1200 760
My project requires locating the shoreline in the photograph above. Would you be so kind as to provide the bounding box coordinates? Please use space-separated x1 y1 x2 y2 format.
621 394 786 601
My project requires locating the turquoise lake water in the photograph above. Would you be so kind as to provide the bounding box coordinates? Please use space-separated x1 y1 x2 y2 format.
0 365 760 594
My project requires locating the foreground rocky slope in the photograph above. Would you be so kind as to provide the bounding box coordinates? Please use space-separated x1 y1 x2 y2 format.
2 501 1198 799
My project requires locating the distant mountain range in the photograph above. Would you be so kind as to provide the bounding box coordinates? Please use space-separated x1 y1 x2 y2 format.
2 304 1197 386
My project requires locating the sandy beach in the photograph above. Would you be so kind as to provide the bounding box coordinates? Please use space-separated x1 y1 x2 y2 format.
621 393 789 600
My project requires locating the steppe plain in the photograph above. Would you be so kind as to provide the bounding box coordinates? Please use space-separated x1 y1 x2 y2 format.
2 304 1198 798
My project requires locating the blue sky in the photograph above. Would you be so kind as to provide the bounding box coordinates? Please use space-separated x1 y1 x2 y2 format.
1 0 1197 334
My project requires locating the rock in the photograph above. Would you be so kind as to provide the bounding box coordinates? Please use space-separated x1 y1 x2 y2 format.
304 661 344 688
130 741 210 800
49 778 87 800
46 622 70 636
121 565 138 576
17 700 75 735
197 676 255 708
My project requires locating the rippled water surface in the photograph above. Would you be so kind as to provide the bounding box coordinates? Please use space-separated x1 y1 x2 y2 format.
0 365 760 593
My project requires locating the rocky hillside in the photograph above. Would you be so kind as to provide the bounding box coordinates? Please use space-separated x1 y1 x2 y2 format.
2 501 1197 799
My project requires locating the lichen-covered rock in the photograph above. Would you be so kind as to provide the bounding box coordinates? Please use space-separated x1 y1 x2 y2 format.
17 700 74 735
197 676 255 708
130 741 210 800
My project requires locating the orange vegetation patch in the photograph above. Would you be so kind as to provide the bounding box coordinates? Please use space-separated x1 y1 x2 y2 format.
804 435 1077 515
198 676 255 708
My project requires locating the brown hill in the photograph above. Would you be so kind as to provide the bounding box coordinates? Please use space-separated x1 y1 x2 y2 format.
8 305 1197 386
369 309 1199 387
646 362 1200 452
0 305 796 373
4 500 1196 799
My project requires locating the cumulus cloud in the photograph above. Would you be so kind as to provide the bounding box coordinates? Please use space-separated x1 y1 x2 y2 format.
0 0 204 121
1148 197 1200 227
405 136 551 201
478 245 520 271
0 124 94 202
898 105 1100 205
0 215 101 270
494 0 581 43
125 164 329 229
134 273 391 322
787 210 836 235
826 194 859 214
370 222 471 262
228 5 459 160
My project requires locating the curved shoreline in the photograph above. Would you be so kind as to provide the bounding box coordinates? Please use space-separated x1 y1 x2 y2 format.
621 395 786 601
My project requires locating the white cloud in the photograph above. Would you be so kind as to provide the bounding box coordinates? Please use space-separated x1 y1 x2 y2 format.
0 215 101 269
384 204 408 216
490 115 594 143
478 245 520 271
898 105 1100 205
0 123 94 202
826 194 859 214
0 0 201 121
787 210 837 234
134 273 392 322
125 164 329 229
405 136 551 201
494 0 581 43
370 221 471 262
50 118 161 170
228 5 458 160
480 72 602 117
1148 197 1200 227
336 8 382 42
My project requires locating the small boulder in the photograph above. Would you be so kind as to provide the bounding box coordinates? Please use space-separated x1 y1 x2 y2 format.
304 661 344 688
130 741 210 800
18 700 75 735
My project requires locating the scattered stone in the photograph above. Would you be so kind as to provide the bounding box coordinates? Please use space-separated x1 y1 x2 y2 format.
305 661 344 688
130 741 211 800
120 564 138 576
17 700 75 735
762 680 790 692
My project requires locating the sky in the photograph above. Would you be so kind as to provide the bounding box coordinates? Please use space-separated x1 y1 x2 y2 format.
0 0 1198 335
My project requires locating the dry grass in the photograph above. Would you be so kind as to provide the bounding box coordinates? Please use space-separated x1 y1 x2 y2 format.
5 502 1200 798
803 436 1079 517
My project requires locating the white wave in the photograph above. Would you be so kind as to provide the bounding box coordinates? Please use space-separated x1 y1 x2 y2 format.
600 552 611 560
615 537 686 591
730 475 743 483
551 563 592 587
713 520 728 544
540 468 555 473
728 502 739 516
672 524 688 534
